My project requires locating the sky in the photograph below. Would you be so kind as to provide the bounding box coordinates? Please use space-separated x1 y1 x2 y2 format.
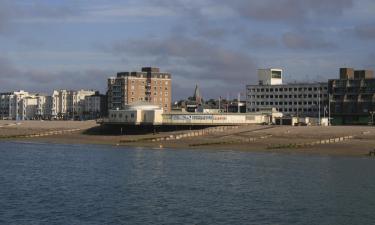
0 0 374 100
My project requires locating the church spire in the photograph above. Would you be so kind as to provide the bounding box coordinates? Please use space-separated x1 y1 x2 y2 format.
193 84 202 105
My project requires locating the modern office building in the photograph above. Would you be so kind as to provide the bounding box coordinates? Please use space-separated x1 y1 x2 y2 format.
107 67 172 112
246 69 328 117
328 68 375 125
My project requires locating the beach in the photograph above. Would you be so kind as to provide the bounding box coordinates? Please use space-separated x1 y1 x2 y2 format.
1 120 375 156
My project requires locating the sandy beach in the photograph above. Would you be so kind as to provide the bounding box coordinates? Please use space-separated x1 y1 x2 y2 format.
1 120 375 156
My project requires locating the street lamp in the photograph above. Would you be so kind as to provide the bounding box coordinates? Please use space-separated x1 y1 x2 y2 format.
370 111 375 125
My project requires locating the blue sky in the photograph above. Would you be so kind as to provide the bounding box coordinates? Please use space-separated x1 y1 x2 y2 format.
0 0 374 100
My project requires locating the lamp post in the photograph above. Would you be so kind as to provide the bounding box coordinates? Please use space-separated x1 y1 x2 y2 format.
370 111 375 125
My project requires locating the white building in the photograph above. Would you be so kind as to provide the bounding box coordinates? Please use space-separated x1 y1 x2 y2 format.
20 96 38 120
0 90 30 120
105 103 282 126
258 68 283 85
1 89 100 120
35 94 52 119
51 89 96 119
107 103 164 125
246 69 328 117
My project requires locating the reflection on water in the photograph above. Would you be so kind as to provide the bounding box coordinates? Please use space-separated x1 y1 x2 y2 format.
0 142 374 225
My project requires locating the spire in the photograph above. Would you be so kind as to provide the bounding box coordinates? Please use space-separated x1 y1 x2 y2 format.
193 84 202 105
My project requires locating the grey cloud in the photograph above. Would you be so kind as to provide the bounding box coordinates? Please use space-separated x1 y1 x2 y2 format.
219 0 353 23
0 57 18 76
104 36 257 98
0 0 80 32
355 25 375 39
0 0 15 33
108 37 257 82
19 1 80 19
245 34 279 48
282 32 337 50
0 56 108 93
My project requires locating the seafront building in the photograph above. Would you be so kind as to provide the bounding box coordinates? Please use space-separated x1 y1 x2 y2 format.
0 89 106 120
84 92 108 119
0 90 31 120
328 68 375 125
246 69 328 117
51 89 97 119
107 67 172 112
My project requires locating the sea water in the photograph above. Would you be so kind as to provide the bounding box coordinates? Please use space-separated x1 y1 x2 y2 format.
0 142 374 225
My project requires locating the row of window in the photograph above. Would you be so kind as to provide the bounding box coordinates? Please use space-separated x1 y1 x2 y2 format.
248 101 324 106
248 94 328 99
248 108 320 113
248 86 328 92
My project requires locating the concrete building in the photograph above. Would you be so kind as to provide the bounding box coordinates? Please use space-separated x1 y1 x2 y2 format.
35 94 52 119
329 68 375 125
84 93 107 119
0 90 31 120
0 92 12 119
1 89 104 120
246 69 328 117
107 67 172 112
108 103 164 125
258 68 283 85
20 96 38 120
106 107 282 126
51 89 96 119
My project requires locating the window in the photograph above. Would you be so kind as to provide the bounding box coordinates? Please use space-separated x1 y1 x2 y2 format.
131 113 134 118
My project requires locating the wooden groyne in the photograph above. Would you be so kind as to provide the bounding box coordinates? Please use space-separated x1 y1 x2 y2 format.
150 126 240 143
267 135 355 150
0 128 82 139
189 134 272 147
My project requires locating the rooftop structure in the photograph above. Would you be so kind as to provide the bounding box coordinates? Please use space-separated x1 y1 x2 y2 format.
258 68 283 85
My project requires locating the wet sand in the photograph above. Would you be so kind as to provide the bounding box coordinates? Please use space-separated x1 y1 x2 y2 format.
1 120 375 157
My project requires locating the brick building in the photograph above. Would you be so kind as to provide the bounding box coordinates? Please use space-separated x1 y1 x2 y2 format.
107 67 172 112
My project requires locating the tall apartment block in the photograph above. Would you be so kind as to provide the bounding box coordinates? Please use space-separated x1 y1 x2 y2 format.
246 69 328 117
328 68 375 125
107 67 172 112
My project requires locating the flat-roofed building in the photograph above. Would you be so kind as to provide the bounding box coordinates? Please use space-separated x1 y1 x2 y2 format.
107 67 172 113
51 89 96 119
329 68 375 125
84 93 107 119
246 69 328 117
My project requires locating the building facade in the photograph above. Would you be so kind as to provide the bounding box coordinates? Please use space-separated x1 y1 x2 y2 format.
246 69 328 117
0 90 31 120
51 89 96 119
1 89 105 120
107 67 172 112
84 93 107 119
328 68 375 125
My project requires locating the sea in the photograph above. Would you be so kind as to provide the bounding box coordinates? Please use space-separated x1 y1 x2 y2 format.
0 142 374 225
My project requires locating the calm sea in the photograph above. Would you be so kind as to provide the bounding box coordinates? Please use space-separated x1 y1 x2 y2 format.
0 142 374 225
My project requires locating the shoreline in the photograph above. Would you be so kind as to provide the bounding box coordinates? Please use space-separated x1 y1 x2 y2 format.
1 120 375 157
